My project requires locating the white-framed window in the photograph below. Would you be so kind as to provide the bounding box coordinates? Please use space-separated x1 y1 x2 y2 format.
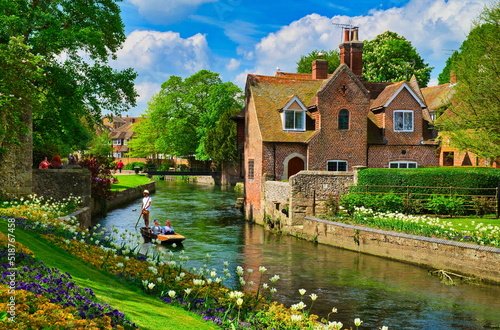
283 110 305 131
326 160 348 171
113 139 122 145
113 152 122 158
389 161 417 168
394 110 414 132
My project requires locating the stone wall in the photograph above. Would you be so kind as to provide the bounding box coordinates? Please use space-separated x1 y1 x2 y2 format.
288 171 354 225
292 217 500 283
260 171 355 227
33 168 92 209
94 182 155 216
0 110 33 199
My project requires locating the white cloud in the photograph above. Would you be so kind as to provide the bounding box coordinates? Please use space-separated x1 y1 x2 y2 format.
112 30 212 115
127 0 217 24
225 58 240 71
245 0 488 79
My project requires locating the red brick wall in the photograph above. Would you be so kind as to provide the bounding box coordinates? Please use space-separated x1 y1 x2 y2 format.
244 96 264 221
368 145 439 168
383 87 425 145
262 143 308 180
308 70 369 170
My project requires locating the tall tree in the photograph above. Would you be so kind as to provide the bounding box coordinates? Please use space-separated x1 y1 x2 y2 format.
204 107 241 164
296 49 340 74
127 116 162 159
435 1 500 164
146 70 243 160
362 31 433 87
437 50 460 85
0 0 137 162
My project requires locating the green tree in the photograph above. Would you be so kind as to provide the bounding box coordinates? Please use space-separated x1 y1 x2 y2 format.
362 31 433 87
87 131 114 159
146 70 243 160
435 1 500 164
296 49 340 74
0 36 43 154
0 0 137 162
204 107 241 164
437 50 460 85
127 116 162 159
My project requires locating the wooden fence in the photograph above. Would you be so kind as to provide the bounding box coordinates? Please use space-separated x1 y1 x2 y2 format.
351 184 500 217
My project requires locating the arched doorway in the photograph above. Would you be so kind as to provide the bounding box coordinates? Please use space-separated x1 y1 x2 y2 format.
288 157 305 178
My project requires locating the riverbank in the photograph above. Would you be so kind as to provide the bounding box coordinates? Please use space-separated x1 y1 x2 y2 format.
0 220 218 330
287 216 500 283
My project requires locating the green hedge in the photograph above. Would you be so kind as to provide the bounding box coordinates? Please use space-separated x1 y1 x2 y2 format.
353 167 500 196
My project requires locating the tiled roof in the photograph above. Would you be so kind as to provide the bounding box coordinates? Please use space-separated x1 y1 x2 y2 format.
421 83 455 111
247 74 324 143
370 81 406 110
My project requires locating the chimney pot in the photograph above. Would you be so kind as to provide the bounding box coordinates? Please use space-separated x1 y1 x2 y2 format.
343 29 350 42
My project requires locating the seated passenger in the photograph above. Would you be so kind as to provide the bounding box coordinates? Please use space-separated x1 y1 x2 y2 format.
151 220 163 235
162 220 175 235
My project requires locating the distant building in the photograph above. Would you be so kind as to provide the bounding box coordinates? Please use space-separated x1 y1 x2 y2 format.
102 116 141 159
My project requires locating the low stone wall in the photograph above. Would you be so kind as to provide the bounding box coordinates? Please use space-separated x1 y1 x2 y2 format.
59 207 92 229
92 182 155 216
33 168 92 209
290 217 500 283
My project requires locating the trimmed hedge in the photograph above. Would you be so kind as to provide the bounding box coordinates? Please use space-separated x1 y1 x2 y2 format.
354 167 500 196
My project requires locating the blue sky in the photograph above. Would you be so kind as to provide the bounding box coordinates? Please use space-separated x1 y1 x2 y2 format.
111 0 491 116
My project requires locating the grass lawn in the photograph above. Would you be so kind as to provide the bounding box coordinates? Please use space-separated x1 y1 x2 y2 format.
0 220 218 330
438 215 499 231
111 174 153 192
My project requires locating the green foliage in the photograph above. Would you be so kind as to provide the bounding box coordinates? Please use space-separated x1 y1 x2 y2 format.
296 49 340 74
362 31 433 87
357 167 500 194
340 193 404 215
437 50 460 84
434 1 500 163
426 195 466 217
204 107 241 164
87 131 113 158
471 196 496 217
127 115 161 158
0 0 137 159
124 161 145 171
144 70 243 160
0 36 44 154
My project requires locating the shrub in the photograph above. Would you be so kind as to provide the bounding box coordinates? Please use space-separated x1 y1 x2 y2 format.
471 196 496 217
124 161 145 170
426 195 466 217
378 193 404 213
324 194 341 216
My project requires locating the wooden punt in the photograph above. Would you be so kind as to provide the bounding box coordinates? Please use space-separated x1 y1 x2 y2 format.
140 227 185 244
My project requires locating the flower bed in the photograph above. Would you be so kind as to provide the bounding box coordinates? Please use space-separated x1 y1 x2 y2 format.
342 207 500 247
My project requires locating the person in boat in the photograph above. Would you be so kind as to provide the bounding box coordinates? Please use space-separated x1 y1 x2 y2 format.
162 220 175 235
151 219 162 235
141 190 152 228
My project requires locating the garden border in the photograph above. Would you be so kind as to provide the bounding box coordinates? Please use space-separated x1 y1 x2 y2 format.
290 217 500 283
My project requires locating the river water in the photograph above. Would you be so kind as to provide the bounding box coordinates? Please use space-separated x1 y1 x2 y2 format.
96 180 500 329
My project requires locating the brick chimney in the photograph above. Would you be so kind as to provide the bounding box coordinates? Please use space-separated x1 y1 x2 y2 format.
312 56 328 79
339 27 363 76
450 71 457 84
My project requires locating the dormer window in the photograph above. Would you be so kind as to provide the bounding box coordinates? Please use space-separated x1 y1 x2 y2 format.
394 110 413 132
280 95 307 132
284 110 305 131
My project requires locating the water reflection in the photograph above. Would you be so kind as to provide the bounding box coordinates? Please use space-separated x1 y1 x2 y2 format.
97 181 500 329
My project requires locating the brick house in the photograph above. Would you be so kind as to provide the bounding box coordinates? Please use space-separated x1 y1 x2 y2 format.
238 29 439 222
421 75 499 168
102 116 141 158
